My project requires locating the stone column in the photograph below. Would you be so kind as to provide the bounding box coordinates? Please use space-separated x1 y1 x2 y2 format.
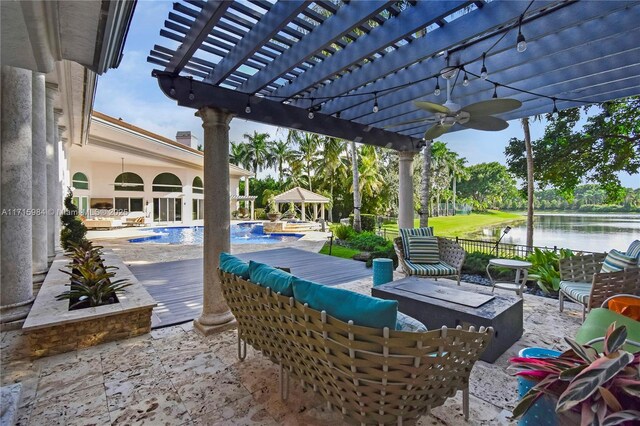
194 107 236 336
54 116 65 253
301 202 306 221
1 66 34 326
31 73 48 291
45 83 58 262
398 151 417 229
244 177 249 196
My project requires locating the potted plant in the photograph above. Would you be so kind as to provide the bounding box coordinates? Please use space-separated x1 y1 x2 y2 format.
510 324 640 425
282 202 296 219
526 248 574 295
266 195 281 222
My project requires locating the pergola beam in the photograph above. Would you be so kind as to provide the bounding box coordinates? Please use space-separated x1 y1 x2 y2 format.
205 1 311 86
237 1 396 94
165 0 231 74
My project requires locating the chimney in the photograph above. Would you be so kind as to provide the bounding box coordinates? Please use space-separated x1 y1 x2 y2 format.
176 131 199 149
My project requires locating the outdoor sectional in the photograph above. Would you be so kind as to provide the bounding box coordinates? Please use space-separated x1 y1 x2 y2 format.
218 254 493 425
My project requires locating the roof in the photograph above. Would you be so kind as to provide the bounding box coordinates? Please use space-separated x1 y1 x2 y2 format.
274 187 329 203
91 111 253 176
148 1 640 151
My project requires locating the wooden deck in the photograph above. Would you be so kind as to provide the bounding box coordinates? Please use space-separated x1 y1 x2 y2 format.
129 248 372 328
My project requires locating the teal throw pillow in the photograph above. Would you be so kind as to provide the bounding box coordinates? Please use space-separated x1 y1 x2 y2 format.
396 312 428 332
601 249 637 273
407 235 439 264
249 260 294 297
399 227 434 259
219 252 250 279
626 240 640 260
292 277 398 329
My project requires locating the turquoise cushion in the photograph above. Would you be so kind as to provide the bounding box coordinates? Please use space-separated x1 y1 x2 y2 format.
626 240 640 260
407 235 439 264
292 277 398 329
601 249 637 273
399 227 434 260
249 261 294 297
396 312 428 332
219 253 250 279
559 281 591 304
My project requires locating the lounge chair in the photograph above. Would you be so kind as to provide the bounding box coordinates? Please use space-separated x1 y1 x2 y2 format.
559 252 640 322
122 211 147 227
393 229 466 285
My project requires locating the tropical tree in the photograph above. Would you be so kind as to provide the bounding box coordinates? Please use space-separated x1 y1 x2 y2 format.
229 142 250 170
420 141 431 227
457 162 518 210
288 130 320 191
522 117 535 250
317 137 347 222
357 145 385 214
350 141 361 231
269 140 296 183
243 131 273 174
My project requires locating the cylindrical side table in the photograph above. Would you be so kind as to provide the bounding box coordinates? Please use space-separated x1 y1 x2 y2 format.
373 258 394 286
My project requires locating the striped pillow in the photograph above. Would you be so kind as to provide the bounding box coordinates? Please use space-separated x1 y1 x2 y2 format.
601 249 637 273
396 312 428 332
407 235 439 264
626 240 640 260
399 227 434 259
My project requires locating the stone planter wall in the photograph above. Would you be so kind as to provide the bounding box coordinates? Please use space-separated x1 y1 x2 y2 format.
22 250 156 357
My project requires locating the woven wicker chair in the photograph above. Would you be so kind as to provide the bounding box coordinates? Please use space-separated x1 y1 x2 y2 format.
559 253 640 321
394 237 466 285
220 270 493 425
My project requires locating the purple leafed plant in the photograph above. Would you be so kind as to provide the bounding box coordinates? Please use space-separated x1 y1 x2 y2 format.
509 324 640 425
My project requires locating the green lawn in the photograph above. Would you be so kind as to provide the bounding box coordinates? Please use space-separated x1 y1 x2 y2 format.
319 243 361 259
382 210 523 237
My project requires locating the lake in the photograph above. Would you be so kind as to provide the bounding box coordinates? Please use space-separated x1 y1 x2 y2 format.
470 213 640 253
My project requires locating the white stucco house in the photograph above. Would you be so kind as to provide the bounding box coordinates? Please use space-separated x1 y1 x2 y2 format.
70 111 255 226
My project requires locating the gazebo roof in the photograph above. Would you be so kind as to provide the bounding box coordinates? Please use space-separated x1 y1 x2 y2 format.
274 187 329 203
149 0 640 151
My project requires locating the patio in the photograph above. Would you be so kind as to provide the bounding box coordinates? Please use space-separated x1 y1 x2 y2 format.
2 275 583 425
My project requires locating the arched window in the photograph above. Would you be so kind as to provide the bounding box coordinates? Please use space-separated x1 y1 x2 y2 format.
114 172 144 191
193 176 203 194
72 172 89 190
153 173 182 192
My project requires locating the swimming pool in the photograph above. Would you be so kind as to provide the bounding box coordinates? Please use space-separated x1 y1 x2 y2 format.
128 223 303 245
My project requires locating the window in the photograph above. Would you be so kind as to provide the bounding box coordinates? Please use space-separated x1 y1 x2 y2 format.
114 197 144 212
193 199 204 220
152 173 182 192
72 172 89 190
193 176 204 194
114 172 144 191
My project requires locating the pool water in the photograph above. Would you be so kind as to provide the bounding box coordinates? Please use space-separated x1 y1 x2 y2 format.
128 223 303 245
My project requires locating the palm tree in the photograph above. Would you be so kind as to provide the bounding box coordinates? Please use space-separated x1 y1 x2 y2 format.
420 140 432 227
288 130 320 191
319 137 347 222
358 145 384 211
350 141 361 232
243 131 273 173
270 140 296 183
450 156 468 213
230 142 250 170
522 117 535 251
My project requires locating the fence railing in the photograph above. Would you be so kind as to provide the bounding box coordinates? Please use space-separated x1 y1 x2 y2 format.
376 228 597 258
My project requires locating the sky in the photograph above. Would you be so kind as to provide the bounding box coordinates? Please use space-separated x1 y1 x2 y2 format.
94 1 638 189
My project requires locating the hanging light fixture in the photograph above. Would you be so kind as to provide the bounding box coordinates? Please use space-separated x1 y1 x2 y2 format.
245 95 252 114
188 77 195 100
516 16 527 53
372 92 379 113
462 68 469 87
480 53 488 80
492 83 498 98
308 98 315 119
169 80 176 96
434 77 441 96
552 98 559 118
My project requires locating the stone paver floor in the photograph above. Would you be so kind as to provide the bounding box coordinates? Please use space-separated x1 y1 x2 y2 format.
1 276 583 425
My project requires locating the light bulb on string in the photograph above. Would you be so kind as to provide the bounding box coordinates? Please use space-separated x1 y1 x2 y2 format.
463 70 469 87
552 98 559 118
169 84 176 96
480 53 488 80
245 101 251 114
434 78 441 96
188 78 195 100
492 84 498 99
516 16 527 53
372 92 379 113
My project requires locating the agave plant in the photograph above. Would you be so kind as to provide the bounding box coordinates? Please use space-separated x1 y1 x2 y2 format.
510 324 640 425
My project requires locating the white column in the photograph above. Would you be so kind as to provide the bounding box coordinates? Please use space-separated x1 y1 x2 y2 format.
250 200 254 220
244 177 249 196
301 202 306 221
1 66 35 325
321 203 325 220
194 107 236 336
54 115 64 252
398 151 416 229
45 83 58 262
31 73 48 289
313 204 318 221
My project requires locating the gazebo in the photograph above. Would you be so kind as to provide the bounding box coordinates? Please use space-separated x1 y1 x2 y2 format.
274 187 329 221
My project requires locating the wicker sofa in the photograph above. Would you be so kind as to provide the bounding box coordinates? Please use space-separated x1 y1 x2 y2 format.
559 253 640 321
394 237 466 285
219 269 493 425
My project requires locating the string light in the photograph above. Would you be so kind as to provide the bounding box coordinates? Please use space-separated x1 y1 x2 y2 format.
463 69 469 87
336 111 341 119
434 78 441 96
188 78 195 100
516 16 527 53
480 53 488 80
245 97 251 114
372 92 379 113
552 97 559 118
169 84 176 96
492 83 498 98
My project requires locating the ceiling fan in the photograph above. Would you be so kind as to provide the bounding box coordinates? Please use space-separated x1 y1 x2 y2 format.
108 158 141 187
388 67 522 140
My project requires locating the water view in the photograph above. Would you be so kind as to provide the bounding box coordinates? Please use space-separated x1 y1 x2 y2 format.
471 213 640 253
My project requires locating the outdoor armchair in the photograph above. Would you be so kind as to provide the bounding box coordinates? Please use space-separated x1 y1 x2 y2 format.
559 253 640 321
394 236 466 285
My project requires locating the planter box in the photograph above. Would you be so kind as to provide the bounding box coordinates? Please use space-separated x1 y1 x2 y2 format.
23 250 156 357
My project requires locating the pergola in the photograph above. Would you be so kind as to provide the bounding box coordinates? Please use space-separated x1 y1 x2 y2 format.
274 186 330 221
147 0 640 334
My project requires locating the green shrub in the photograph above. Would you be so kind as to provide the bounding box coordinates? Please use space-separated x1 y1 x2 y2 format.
367 247 398 269
348 231 390 252
348 213 376 231
254 208 266 219
60 189 87 250
463 252 513 280
527 248 574 294
334 224 355 240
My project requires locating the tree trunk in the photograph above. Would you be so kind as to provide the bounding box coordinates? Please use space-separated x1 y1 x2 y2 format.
452 175 457 214
522 117 535 251
328 175 334 223
351 141 361 232
420 140 431 227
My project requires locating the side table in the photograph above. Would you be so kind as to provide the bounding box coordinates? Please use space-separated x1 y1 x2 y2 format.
486 259 532 298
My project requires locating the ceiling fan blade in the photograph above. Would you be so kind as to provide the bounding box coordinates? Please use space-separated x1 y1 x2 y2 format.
414 101 450 114
424 124 450 140
461 98 522 116
460 115 509 131
384 117 433 129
